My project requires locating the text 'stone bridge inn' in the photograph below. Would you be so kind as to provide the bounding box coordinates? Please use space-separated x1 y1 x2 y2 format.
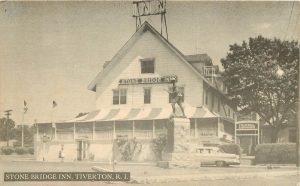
4 172 130 182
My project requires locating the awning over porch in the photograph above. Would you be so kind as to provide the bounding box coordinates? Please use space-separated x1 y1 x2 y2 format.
189 107 220 118
63 106 219 123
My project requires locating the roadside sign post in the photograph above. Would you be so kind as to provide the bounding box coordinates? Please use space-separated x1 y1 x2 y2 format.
42 134 49 162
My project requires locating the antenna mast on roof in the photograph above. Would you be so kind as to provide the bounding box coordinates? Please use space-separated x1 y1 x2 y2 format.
132 0 168 40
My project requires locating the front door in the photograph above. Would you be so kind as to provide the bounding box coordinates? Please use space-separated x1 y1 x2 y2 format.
77 140 88 161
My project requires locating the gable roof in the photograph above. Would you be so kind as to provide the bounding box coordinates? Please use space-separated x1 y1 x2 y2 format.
88 21 219 93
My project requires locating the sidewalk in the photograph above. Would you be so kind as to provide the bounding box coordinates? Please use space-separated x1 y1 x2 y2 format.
130 170 300 183
92 164 300 184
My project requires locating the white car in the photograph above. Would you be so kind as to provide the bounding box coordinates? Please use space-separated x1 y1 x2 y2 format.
194 147 240 167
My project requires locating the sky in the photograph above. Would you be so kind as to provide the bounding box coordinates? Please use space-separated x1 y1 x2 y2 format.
0 1 299 125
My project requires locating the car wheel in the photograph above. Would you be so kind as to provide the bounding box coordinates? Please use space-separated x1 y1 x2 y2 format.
215 161 226 167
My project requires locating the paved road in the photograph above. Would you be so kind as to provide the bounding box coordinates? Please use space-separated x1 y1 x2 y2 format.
145 176 299 186
0 158 299 186
1 175 299 186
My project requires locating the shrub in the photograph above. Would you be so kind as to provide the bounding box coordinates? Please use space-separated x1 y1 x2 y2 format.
28 147 34 155
1 147 14 155
114 138 142 161
254 143 296 164
218 144 241 155
151 134 167 161
15 147 29 155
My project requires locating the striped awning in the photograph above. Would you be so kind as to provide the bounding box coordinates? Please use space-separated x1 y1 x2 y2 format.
189 107 220 118
63 106 218 123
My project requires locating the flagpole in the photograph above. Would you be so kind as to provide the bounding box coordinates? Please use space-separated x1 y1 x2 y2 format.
51 101 57 140
51 106 53 140
21 112 24 147
51 107 53 126
22 100 28 148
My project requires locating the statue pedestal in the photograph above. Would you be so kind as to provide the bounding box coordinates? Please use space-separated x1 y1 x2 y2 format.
173 117 190 153
163 117 196 164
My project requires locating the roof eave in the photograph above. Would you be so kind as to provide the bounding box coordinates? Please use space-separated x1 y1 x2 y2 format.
87 21 223 95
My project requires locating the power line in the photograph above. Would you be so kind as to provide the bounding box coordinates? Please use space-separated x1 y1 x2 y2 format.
284 0 295 40
290 11 299 40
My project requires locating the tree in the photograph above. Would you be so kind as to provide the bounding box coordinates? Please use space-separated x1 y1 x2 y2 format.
13 125 35 147
221 36 299 142
0 117 15 145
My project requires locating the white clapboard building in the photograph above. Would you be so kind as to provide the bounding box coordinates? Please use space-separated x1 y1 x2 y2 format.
35 22 236 162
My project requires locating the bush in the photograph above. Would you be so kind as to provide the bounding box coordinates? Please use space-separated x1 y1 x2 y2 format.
254 143 296 164
218 144 241 155
114 138 142 161
1 147 14 155
151 134 167 160
28 147 34 155
15 147 29 155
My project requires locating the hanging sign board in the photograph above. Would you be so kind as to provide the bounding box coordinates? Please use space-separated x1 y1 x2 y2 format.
236 122 258 130
119 75 177 85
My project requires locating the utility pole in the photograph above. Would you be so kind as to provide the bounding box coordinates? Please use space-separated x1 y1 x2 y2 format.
297 44 300 167
297 99 300 167
4 110 13 147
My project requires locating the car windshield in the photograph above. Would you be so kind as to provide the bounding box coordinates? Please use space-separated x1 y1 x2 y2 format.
197 148 214 154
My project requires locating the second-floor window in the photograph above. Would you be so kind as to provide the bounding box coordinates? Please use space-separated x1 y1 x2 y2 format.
113 89 127 105
144 88 151 104
140 58 155 73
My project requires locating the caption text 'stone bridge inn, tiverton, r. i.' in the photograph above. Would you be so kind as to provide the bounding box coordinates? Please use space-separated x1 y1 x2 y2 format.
34 21 295 162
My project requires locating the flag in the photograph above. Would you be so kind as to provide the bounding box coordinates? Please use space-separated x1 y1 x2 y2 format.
24 100 28 114
52 100 57 108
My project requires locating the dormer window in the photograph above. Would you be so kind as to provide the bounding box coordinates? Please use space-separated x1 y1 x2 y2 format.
140 58 155 74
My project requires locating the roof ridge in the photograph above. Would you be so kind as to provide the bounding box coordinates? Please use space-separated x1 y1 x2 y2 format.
88 21 219 94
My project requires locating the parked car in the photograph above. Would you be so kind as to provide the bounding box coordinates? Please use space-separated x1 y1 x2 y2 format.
194 146 240 167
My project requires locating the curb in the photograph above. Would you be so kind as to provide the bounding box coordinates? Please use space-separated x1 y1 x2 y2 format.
234 165 298 169
130 170 300 183
92 165 300 184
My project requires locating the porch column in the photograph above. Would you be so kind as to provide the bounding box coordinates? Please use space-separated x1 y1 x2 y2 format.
73 123 76 141
195 119 198 138
257 121 260 144
132 121 135 138
36 124 39 141
260 128 263 144
152 120 155 138
217 117 220 137
93 121 95 140
54 123 57 140
113 121 116 139
234 119 237 144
